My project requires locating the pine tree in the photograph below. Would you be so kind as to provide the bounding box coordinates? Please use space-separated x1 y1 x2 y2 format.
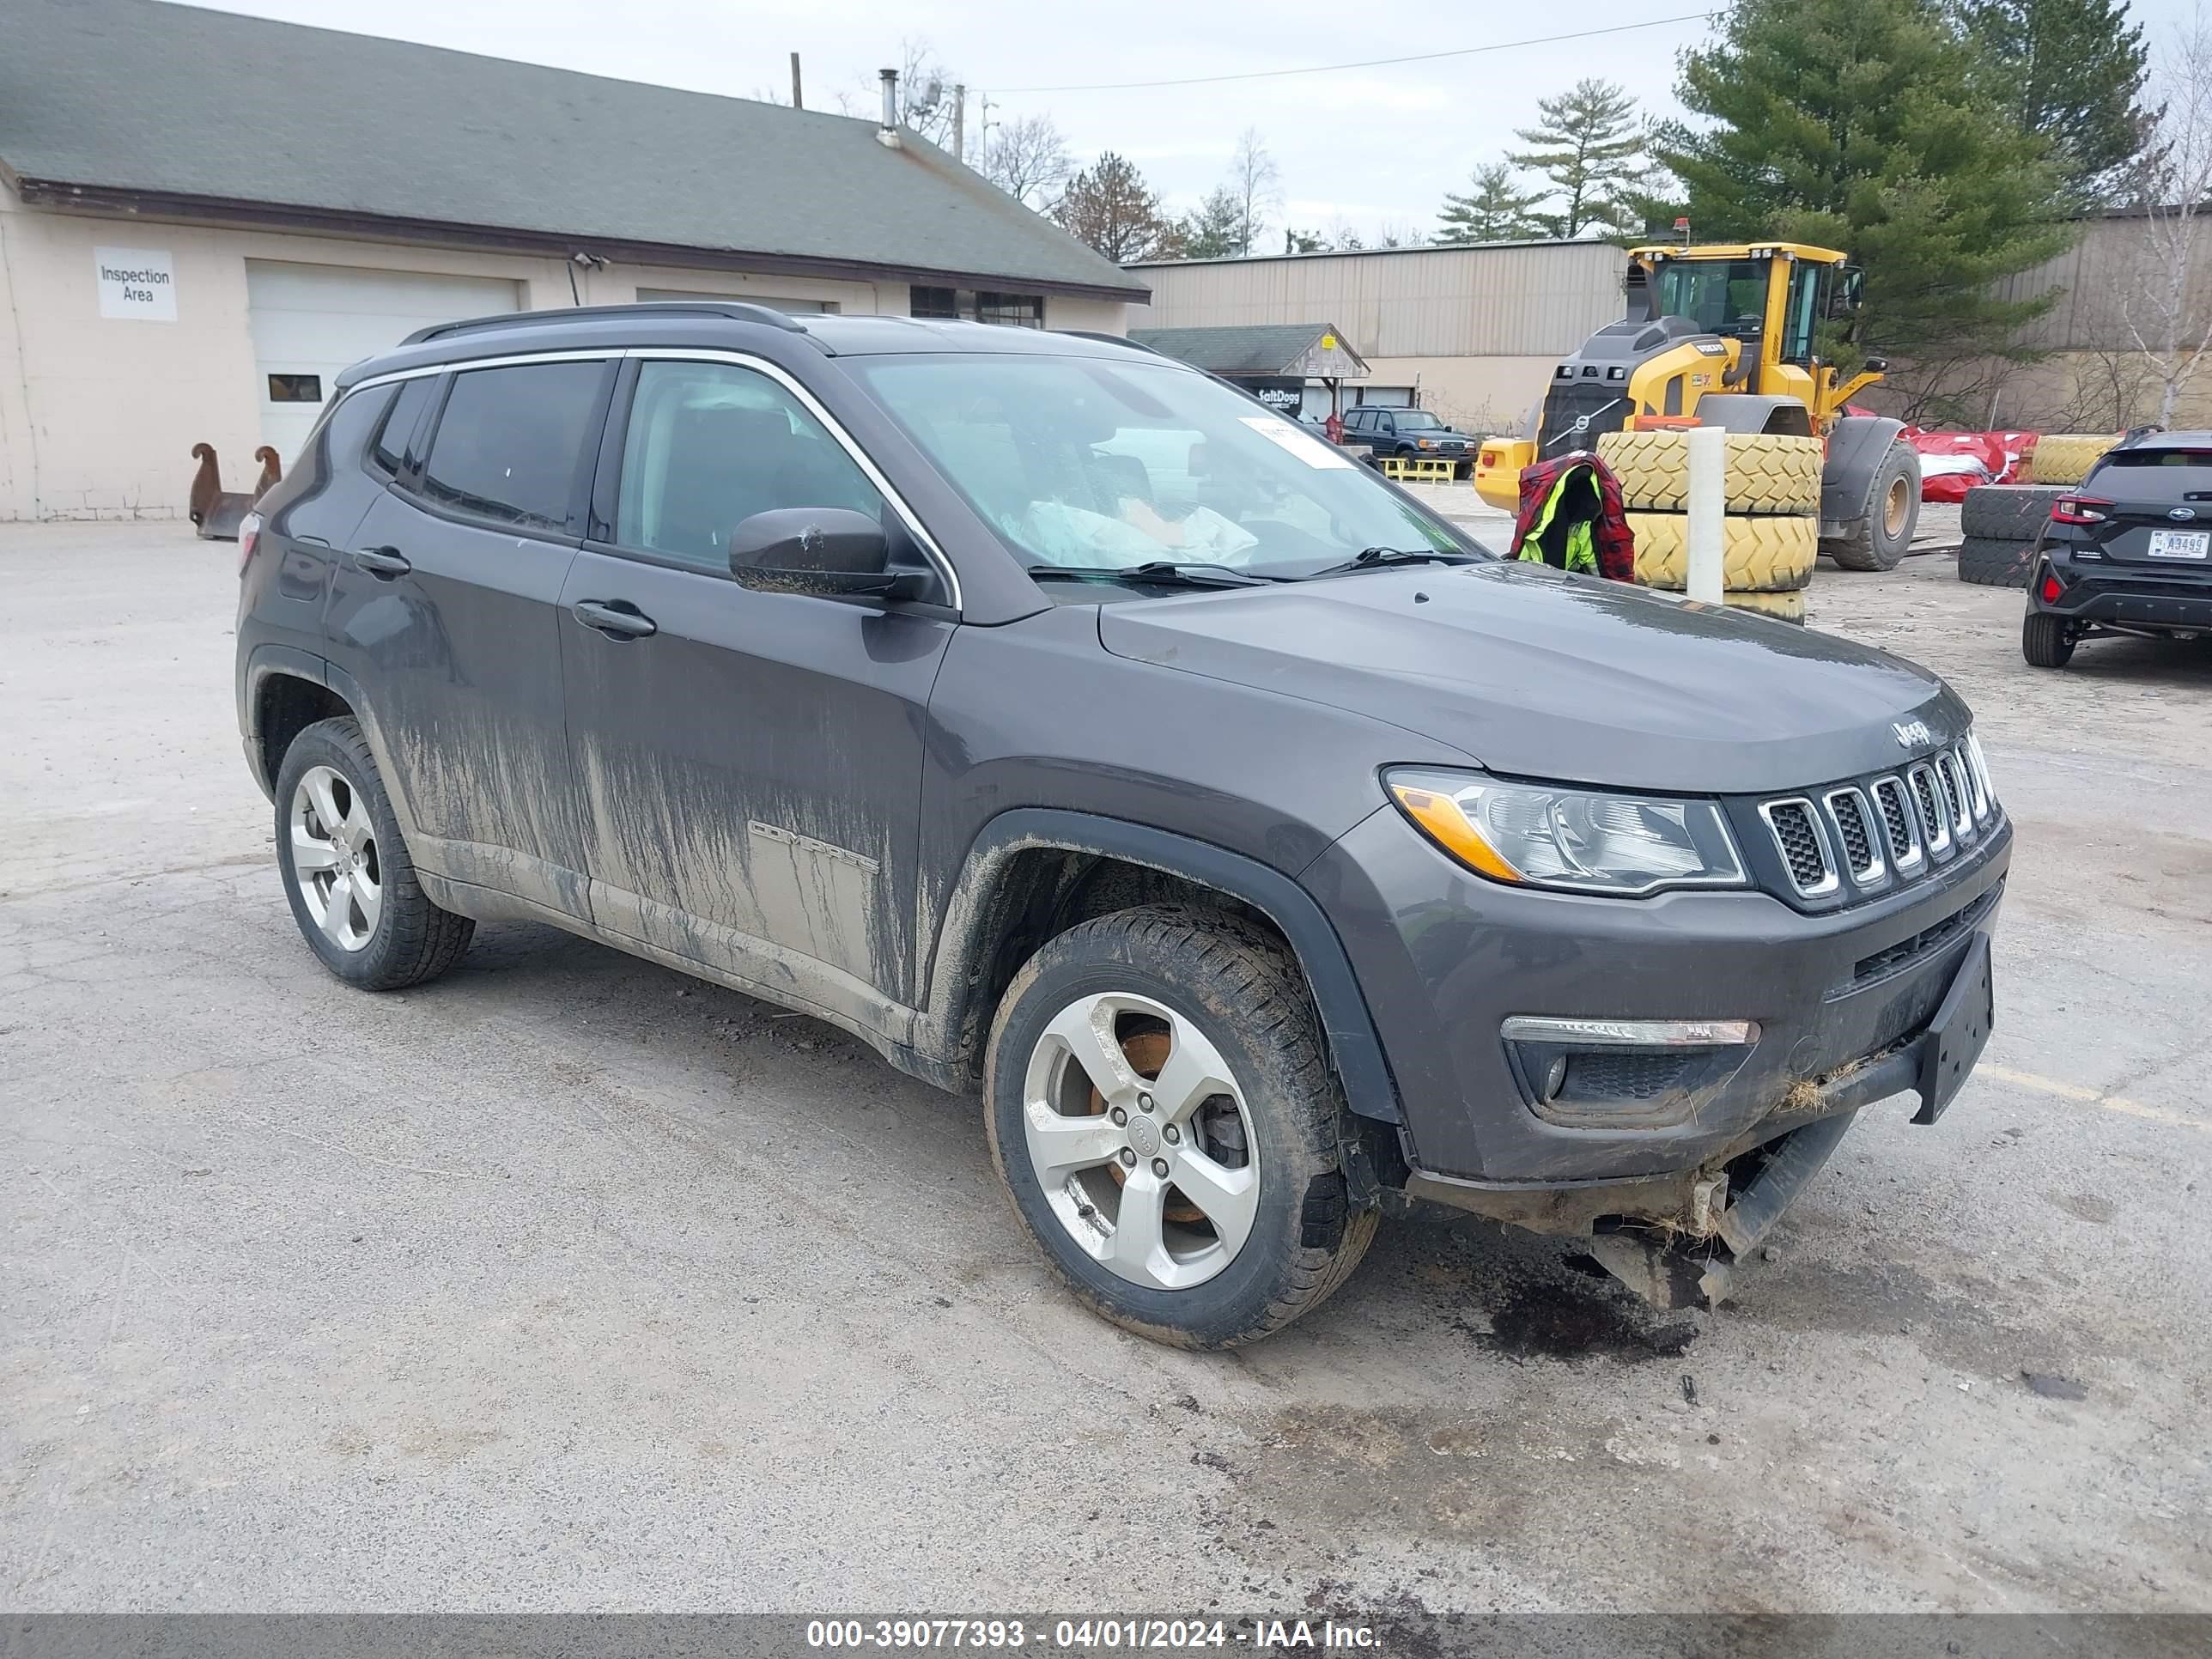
1054 153 1174 264
1436 162 1547 244
1178 187 1245 259
1960 0 2155 195
1507 80 1647 238
1656 0 2072 380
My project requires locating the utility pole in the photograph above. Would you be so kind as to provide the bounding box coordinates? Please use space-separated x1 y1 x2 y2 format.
789 52 803 110
952 83 965 162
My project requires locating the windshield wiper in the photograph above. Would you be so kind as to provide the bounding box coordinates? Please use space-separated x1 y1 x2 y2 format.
1302 546 1477 578
1024 562 1277 589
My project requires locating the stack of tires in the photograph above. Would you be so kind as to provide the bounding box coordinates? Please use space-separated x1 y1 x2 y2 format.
1597 429 1824 623
1957 484 2065 586
2024 433 2117 487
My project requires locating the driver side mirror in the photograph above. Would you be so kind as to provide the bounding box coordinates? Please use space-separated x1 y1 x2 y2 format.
728 507 916 599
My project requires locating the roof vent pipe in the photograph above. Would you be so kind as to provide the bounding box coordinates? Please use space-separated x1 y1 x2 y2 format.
878 70 902 147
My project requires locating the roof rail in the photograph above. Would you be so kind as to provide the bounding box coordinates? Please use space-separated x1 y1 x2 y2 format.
1058 330 1158 355
402 301 809 345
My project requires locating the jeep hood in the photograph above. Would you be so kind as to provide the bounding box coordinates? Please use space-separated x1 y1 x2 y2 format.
1096 563 1968 794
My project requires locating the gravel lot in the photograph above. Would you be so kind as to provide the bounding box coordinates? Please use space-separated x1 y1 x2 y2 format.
3 520 2208 1615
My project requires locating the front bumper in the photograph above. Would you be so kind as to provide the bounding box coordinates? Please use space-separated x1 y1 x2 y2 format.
1306 802 2011 1187
2033 546 2212 633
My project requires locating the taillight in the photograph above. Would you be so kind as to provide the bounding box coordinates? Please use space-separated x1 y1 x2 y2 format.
2051 496 2110 525
2040 574 2063 603
236 512 262 576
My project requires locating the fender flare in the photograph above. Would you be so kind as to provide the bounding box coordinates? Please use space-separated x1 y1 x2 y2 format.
925 808 1403 1125
1821 415 1908 526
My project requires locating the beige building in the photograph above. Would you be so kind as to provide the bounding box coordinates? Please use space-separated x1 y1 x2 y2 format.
1128 241 1629 434
0 0 1143 523
1133 214 2212 438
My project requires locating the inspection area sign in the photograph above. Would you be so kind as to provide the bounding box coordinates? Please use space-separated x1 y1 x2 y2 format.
94 247 176 320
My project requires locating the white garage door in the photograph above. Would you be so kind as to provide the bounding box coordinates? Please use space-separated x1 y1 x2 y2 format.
246 263 521 466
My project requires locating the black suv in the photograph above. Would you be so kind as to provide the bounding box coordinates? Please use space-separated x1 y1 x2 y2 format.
237 303 2007 1346
1340 406 1477 470
2024 430 2212 667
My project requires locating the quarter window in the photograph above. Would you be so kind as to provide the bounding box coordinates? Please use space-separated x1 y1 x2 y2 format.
369 377 436 477
614 361 889 572
418 362 607 532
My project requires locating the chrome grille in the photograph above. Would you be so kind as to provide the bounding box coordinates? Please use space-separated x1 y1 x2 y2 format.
1909 763 1952 855
1759 799 1838 896
1936 751 1970 840
1758 736 1998 905
1871 776 1923 872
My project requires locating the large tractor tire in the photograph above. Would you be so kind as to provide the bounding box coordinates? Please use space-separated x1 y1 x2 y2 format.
1596 429 1824 514
1723 589 1807 624
2025 433 2118 487
1955 537 2036 588
1961 484 2066 542
1628 509 1819 593
1821 439 1920 571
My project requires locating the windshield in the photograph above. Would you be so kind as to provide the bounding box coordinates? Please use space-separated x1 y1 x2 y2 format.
1392 411 1443 429
851 354 1477 585
1655 259 1769 337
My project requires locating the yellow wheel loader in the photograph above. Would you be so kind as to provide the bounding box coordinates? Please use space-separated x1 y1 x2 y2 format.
1474 243 1921 571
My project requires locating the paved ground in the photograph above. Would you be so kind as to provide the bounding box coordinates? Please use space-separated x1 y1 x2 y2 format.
4 521 2209 1615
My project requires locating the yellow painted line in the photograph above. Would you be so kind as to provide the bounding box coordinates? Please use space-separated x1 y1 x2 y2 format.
1976 1064 2208 1132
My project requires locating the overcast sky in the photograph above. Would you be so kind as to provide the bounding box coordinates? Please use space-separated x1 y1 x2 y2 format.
198 0 2202 246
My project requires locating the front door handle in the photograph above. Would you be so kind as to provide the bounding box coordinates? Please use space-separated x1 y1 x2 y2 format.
571 599 658 640
353 546 410 580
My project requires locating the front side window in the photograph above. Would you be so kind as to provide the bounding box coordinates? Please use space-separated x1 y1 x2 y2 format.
614 360 889 571
419 362 607 532
853 353 1474 586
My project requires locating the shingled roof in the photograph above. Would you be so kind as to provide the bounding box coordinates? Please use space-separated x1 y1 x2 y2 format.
0 0 1147 301
1129 324 1369 378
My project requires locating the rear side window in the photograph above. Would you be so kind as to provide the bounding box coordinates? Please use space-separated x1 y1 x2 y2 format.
613 360 888 572
369 379 435 476
419 362 608 532
325 385 398 471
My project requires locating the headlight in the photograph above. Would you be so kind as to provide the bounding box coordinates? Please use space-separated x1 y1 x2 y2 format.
1386 769 1747 896
1417 438 1434 449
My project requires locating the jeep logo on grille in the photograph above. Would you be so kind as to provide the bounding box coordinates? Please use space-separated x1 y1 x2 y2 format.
1892 718 1936 749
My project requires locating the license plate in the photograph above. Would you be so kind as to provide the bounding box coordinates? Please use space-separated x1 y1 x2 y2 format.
2148 529 2209 559
1913 933 1994 1125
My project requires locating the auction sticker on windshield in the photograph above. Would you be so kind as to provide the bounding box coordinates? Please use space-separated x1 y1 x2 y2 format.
1239 416 1353 468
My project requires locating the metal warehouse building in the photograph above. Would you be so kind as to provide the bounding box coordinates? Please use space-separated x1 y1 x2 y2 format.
1128 241 1628 433
0 0 1146 523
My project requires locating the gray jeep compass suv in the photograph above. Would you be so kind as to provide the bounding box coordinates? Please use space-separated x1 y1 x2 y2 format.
236 304 2007 1346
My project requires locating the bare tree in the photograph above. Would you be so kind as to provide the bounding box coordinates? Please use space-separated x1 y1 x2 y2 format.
1227 129 1281 256
981 112 1073 210
2121 6 2212 425
863 40 960 148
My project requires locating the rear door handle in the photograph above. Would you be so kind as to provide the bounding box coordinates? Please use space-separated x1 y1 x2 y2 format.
570 599 658 640
353 546 411 579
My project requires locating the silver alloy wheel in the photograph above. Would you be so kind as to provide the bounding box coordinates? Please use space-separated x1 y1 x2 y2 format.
1021 991 1260 1291
289 764 383 952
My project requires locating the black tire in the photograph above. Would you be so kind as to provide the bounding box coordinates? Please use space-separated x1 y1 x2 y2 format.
2022 610 2076 668
1823 439 1920 571
983 904 1378 1349
1961 483 2066 542
1957 536 2037 587
272 716 474 989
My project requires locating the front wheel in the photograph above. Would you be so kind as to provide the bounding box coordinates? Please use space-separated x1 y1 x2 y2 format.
984 905 1377 1349
1824 439 1919 571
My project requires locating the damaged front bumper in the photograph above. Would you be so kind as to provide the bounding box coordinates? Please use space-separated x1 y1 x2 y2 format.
1403 931 1996 1307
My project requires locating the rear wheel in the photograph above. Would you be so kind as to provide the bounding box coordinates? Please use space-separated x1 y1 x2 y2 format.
984 905 1377 1348
273 717 474 988
1824 440 1919 571
2023 610 2077 668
